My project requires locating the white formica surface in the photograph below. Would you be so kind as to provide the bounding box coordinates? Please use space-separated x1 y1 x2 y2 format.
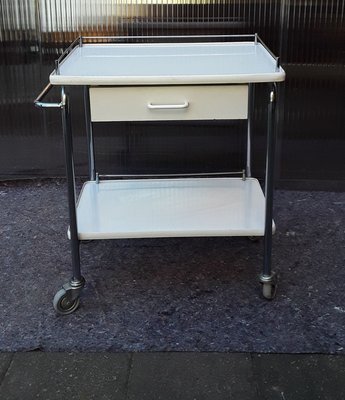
50 42 285 85
76 178 273 240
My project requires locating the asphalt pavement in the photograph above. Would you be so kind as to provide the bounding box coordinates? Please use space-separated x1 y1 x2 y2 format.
1 352 345 400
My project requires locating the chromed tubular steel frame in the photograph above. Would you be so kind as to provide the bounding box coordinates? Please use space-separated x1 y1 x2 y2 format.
35 55 279 297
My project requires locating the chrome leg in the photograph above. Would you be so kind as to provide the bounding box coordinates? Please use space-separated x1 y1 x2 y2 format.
260 83 277 300
246 83 254 177
84 86 96 181
53 88 85 314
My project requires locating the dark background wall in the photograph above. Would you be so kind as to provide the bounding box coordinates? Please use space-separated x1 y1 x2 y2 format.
0 0 344 189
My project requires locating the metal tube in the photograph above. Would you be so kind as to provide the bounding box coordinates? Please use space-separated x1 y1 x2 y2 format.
263 84 277 277
82 34 256 41
61 87 82 282
83 86 96 181
256 35 280 67
97 171 245 179
56 36 82 64
246 83 254 177
55 60 59 75
34 83 62 108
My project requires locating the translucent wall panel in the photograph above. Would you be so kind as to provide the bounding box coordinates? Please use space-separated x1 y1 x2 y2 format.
279 0 345 184
0 0 344 187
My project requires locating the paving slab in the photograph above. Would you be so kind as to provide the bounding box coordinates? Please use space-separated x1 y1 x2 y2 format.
0 353 13 384
253 354 345 400
0 352 131 400
127 352 258 400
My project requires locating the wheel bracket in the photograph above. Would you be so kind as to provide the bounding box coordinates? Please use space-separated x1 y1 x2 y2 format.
259 272 278 300
62 276 85 302
259 272 277 285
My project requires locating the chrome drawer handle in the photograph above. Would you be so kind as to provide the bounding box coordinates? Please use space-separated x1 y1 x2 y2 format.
147 101 189 110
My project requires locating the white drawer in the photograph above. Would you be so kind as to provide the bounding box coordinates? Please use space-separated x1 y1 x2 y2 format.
89 85 248 122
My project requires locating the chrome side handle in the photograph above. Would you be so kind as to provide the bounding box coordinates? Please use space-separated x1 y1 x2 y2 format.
34 83 64 108
147 101 189 110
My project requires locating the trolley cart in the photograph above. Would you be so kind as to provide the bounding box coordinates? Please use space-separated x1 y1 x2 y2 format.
34 34 285 314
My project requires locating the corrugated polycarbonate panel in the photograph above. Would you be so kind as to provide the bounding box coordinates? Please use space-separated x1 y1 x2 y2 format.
279 0 345 183
0 0 344 187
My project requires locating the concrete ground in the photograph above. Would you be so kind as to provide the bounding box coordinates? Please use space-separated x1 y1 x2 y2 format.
1 352 345 399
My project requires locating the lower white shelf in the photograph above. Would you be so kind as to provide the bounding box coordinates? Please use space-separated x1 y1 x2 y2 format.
76 177 273 240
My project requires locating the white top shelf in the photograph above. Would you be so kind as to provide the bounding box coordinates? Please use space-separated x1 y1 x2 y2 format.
76 177 274 240
50 41 285 85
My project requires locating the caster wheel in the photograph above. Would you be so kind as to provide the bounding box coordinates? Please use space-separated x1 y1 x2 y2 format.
53 288 80 315
262 282 277 300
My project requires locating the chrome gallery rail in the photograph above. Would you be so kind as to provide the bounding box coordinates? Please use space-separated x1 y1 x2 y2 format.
53 34 281 74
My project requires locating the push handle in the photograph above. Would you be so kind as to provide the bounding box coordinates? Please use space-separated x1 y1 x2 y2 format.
147 101 189 110
34 83 64 108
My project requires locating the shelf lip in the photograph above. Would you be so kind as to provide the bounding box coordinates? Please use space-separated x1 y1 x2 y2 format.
78 229 266 241
76 177 275 240
50 72 286 86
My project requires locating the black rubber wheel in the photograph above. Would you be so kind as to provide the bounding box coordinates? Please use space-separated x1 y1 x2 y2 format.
53 288 80 315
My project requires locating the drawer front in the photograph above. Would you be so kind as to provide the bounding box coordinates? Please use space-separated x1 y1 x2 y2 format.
89 85 248 122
